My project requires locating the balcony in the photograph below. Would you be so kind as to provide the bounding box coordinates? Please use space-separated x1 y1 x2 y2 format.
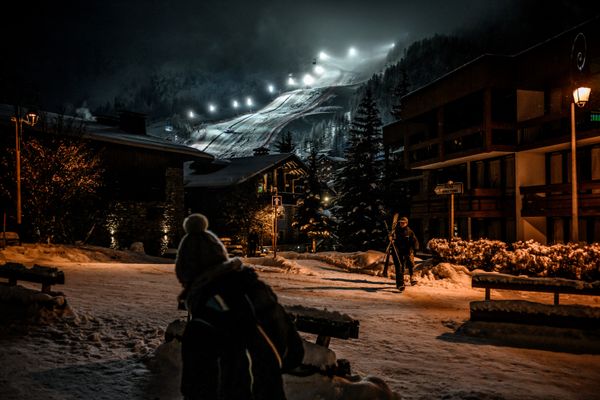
521 180 600 217
411 188 514 218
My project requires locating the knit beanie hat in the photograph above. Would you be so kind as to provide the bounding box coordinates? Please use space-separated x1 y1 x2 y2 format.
183 213 209 234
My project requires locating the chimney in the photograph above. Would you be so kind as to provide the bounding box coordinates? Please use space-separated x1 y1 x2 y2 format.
253 146 270 156
118 110 147 135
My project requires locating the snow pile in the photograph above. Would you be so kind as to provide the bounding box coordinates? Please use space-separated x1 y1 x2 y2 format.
0 243 171 265
0 284 73 324
280 250 386 275
416 262 472 288
242 255 307 274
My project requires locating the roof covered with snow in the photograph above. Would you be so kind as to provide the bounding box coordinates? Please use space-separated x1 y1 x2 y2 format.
0 104 214 162
185 153 306 188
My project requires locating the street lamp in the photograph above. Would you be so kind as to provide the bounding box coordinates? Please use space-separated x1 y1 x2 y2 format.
570 86 591 242
10 108 39 229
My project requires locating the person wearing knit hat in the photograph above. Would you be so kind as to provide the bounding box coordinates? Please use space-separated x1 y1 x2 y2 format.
175 213 229 292
175 213 304 400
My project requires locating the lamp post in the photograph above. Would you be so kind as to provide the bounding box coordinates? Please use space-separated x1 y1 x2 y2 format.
10 107 39 229
272 192 282 259
570 86 591 242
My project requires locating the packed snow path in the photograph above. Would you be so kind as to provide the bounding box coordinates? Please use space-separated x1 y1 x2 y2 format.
0 252 599 400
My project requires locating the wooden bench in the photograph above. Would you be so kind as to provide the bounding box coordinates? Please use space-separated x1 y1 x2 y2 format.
176 300 359 348
471 272 600 329
0 262 65 293
284 305 360 348
472 272 600 305
1 231 20 247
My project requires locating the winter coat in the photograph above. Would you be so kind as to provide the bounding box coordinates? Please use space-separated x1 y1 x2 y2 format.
395 226 419 255
181 263 304 400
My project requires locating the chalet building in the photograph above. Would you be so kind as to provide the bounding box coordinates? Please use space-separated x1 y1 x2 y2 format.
0 105 214 254
383 17 600 245
185 153 308 249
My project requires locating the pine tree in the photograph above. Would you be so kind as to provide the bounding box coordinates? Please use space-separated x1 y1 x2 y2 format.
274 131 295 153
293 145 332 252
333 89 385 251
391 64 410 120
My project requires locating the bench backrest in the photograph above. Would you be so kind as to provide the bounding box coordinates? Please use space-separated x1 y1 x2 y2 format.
0 262 65 285
472 272 600 296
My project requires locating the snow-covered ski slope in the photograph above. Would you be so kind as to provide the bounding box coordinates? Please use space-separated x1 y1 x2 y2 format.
190 46 391 158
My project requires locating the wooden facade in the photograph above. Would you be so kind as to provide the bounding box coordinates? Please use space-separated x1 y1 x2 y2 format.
383 17 600 244
185 153 308 249
0 107 214 254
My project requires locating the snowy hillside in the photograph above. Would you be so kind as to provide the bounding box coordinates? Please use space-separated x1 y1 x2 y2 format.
152 45 393 158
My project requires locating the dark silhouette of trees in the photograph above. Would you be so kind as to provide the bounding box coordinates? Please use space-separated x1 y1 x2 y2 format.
334 89 385 251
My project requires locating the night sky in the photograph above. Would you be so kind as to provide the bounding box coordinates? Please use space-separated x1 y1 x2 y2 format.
0 0 595 115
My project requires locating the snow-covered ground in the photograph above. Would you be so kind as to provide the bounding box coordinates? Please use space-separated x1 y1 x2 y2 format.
0 244 599 400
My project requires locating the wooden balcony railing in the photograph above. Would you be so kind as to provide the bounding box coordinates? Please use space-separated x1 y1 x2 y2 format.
521 180 600 217
411 188 515 218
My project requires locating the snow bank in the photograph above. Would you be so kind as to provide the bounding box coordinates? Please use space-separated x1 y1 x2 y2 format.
416 262 472 288
0 243 171 265
280 251 386 275
0 284 74 324
242 255 307 274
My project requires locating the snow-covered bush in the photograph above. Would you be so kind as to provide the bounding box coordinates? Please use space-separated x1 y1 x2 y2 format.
428 238 600 282
428 238 507 271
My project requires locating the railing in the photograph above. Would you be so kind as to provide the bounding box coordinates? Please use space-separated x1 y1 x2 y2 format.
412 188 514 218
521 180 600 217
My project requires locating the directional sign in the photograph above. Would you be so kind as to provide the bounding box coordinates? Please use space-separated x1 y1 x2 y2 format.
434 182 463 195
272 195 282 207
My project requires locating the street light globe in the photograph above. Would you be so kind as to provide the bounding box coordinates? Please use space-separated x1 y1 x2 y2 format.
267 84 275 93
246 97 253 107
573 87 591 108
208 104 216 113
348 47 357 57
314 65 325 75
188 110 195 118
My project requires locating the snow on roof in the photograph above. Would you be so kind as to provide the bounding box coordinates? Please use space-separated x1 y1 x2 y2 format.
185 153 306 188
0 104 213 161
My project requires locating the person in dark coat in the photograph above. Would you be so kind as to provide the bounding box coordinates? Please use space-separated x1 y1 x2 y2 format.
391 216 419 292
175 214 304 400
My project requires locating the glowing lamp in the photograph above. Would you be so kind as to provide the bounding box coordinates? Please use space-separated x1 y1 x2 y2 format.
25 112 39 126
573 87 591 108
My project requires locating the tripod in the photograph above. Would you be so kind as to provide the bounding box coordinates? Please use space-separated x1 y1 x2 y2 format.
382 213 400 278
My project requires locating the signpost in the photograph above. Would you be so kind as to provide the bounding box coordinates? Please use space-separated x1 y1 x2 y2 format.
434 181 463 239
272 194 282 258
